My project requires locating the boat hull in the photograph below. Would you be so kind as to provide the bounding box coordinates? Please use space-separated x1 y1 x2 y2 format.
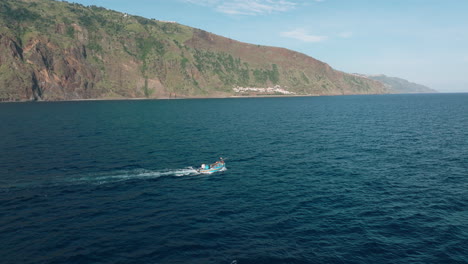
198 164 226 174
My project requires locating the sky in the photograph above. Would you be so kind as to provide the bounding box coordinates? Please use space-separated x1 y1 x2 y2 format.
67 0 468 92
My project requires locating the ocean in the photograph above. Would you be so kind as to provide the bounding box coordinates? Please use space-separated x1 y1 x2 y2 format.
1 94 467 264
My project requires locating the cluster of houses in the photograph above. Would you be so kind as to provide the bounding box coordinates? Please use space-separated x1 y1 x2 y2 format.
233 85 295 95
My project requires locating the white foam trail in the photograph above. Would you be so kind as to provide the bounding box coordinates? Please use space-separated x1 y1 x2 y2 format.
67 167 200 185
1 167 208 190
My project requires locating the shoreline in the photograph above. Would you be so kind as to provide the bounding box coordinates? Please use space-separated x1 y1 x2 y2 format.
0 92 450 103
0 94 322 103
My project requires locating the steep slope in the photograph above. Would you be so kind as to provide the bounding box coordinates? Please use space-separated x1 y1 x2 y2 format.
0 0 388 101
361 74 437 94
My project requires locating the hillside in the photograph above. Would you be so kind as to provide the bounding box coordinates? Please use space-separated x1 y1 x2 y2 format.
0 0 389 101
360 74 437 94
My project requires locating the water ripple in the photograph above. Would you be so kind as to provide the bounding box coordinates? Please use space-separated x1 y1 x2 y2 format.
1 95 467 264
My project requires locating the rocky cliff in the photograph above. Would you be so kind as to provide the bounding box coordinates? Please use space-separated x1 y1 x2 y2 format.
0 0 389 101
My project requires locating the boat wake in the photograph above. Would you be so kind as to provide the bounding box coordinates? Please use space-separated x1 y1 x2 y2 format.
68 167 201 185
0 167 201 190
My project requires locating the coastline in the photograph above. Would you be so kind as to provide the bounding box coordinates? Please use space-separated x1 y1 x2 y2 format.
0 92 452 103
0 94 321 103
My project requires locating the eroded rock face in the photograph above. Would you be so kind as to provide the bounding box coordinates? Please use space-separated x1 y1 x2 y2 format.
0 33 97 100
19 37 102 100
0 34 30 101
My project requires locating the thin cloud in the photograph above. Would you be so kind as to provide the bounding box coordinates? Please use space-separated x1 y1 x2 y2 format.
182 0 297 15
182 0 219 6
280 28 328 43
338 31 353 38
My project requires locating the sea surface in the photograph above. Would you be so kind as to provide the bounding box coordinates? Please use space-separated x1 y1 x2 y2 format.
1 94 467 264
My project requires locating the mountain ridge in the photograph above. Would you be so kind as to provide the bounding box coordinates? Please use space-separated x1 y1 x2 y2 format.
0 0 418 101
355 74 437 94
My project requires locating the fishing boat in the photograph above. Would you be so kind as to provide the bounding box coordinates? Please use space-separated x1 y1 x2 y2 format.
198 158 226 174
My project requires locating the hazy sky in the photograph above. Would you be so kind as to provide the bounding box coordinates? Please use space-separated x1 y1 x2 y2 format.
68 0 468 92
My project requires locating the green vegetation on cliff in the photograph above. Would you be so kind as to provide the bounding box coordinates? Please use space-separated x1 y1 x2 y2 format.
0 0 388 101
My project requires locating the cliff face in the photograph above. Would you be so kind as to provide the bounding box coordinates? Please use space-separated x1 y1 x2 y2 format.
0 0 388 101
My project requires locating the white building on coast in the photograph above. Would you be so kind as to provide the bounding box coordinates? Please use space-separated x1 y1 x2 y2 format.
233 85 295 95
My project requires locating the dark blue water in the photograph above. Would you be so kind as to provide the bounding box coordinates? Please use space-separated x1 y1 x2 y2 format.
1 94 467 264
